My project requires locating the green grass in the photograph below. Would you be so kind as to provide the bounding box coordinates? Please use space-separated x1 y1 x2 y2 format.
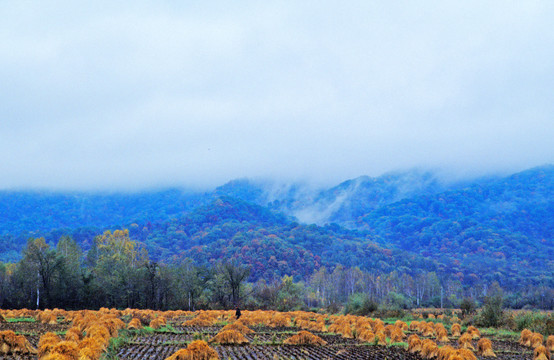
389 341 408 349
6 317 36 322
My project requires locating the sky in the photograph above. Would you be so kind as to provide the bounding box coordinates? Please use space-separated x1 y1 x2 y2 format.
1 1 553 190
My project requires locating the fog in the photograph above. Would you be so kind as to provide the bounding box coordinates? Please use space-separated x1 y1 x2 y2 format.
1 1 553 190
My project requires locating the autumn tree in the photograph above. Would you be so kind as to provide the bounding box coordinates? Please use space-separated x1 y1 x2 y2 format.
93 229 149 308
56 236 83 308
19 237 62 309
215 260 250 307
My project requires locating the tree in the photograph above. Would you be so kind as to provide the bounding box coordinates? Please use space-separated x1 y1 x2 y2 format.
93 229 149 307
20 238 62 309
56 236 83 308
216 260 250 307
478 281 504 327
175 259 207 311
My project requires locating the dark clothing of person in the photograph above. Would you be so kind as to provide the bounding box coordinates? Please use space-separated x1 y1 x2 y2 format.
235 308 241 319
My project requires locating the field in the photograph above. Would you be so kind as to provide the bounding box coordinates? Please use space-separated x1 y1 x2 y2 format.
0 308 547 359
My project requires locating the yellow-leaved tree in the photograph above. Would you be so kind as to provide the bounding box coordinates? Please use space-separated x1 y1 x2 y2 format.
93 229 149 308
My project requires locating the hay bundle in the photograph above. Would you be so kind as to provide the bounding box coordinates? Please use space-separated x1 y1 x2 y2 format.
43 312 58 325
357 329 375 343
458 333 475 351
428 314 436 319
334 323 354 338
0 330 37 355
85 325 110 344
188 340 220 359
220 322 254 335
183 314 216 327
329 320 349 333
300 319 326 332
209 330 249 345
390 327 405 343
451 323 462 337
149 316 167 330
532 333 545 348
77 337 105 360
0 314 5 323
466 326 480 339
409 321 420 331
373 322 385 335
477 338 496 357
269 314 291 327
547 336 554 352
422 323 436 337
65 327 82 342
533 345 551 360
127 318 143 330
165 348 193 360
456 348 478 360
521 329 533 346
436 327 449 343
437 345 455 360
102 317 125 337
376 331 387 345
171 340 219 360
42 340 79 360
38 332 62 357
421 339 439 359
408 334 422 353
395 320 408 331
283 331 327 346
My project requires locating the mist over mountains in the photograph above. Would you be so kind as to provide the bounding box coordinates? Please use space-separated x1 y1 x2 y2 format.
0 165 552 293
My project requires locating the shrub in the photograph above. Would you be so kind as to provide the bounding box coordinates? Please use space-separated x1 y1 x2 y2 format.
477 294 505 328
344 293 378 316
460 298 477 318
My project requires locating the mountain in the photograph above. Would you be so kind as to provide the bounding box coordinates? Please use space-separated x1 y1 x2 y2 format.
214 170 454 227
357 165 554 288
0 165 552 291
0 188 207 236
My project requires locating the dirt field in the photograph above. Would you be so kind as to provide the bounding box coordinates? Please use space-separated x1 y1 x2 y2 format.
0 311 537 360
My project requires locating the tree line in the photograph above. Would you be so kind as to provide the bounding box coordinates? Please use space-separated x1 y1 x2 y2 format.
0 230 552 311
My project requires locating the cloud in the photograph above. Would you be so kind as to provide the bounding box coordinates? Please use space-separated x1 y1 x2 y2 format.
0 1 553 190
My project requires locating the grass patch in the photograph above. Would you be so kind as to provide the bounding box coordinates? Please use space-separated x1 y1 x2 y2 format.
6 317 36 323
154 324 182 333
102 332 132 360
389 341 408 349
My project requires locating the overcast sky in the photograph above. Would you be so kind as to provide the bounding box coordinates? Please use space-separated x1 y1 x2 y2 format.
1 1 553 190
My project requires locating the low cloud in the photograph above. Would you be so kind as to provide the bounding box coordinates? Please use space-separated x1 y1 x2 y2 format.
0 1 553 190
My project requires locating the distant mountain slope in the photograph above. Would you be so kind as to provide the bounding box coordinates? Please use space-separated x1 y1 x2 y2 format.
358 165 554 287
0 165 552 290
128 196 437 281
0 189 207 236
214 170 454 227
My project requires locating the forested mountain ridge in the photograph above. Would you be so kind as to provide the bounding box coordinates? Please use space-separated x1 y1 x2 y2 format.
124 196 436 281
356 165 554 288
0 166 552 292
